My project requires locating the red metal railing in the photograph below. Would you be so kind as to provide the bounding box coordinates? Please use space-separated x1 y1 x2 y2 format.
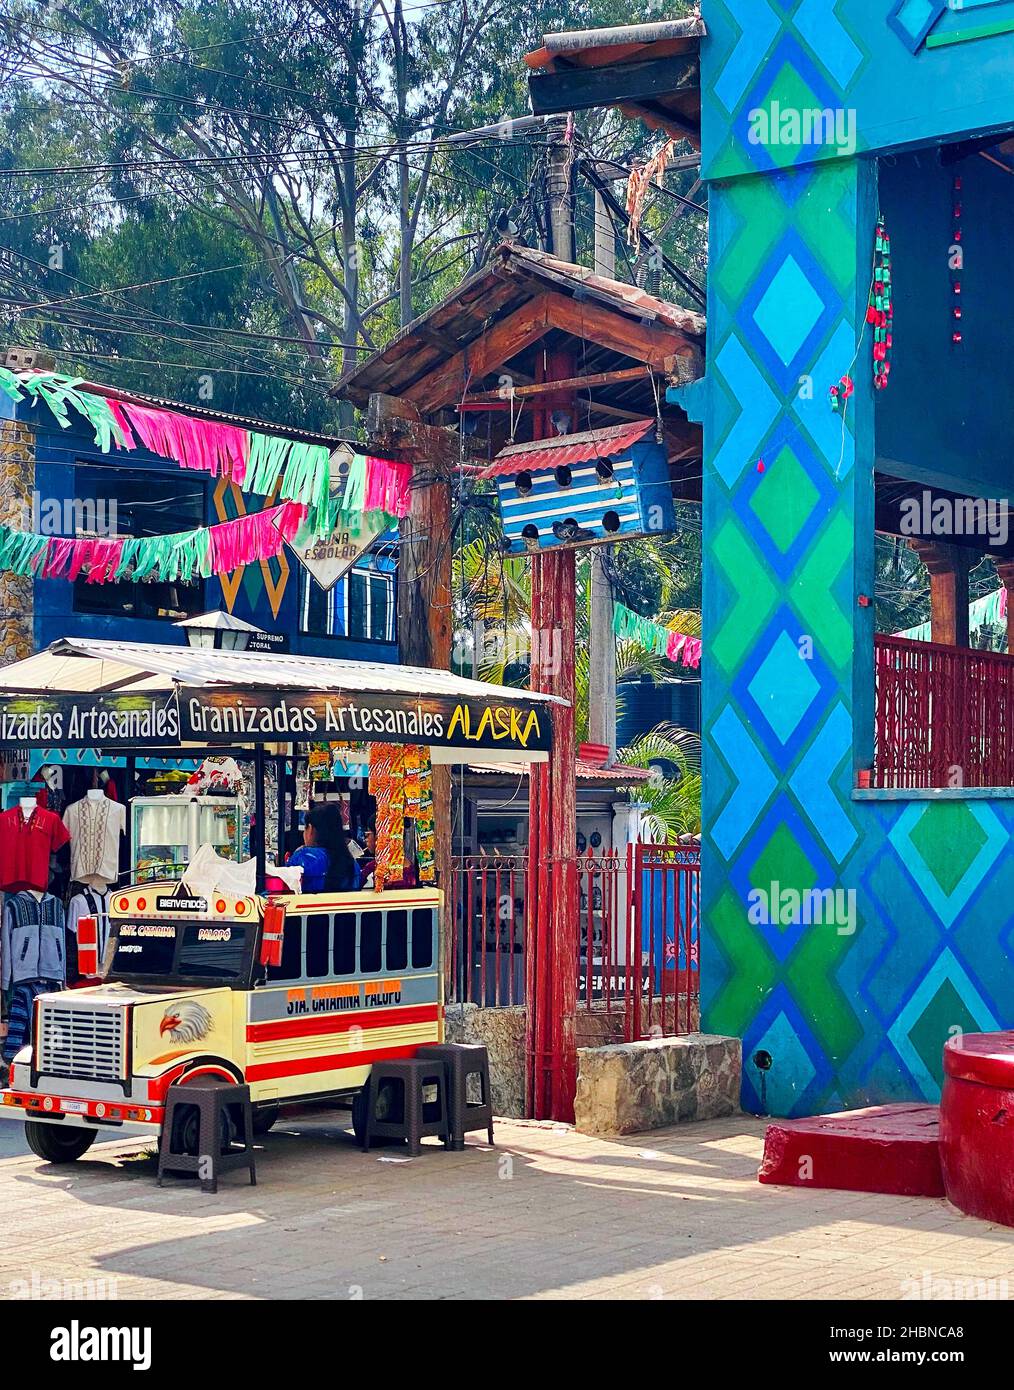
449 843 700 1042
448 854 528 1008
626 842 700 1041
873 633 1014 788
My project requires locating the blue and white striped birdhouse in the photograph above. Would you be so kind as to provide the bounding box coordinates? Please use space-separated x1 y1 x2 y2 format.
481 419 675 555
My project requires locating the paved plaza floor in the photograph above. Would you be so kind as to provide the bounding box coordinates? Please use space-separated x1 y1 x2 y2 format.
2 1110 1013 1300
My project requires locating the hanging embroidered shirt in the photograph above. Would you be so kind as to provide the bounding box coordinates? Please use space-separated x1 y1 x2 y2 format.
63 797 126 890
67 885 112 962
0 807 70 893
1 891 66 990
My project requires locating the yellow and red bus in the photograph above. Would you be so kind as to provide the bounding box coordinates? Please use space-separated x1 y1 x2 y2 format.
1 883 442 1162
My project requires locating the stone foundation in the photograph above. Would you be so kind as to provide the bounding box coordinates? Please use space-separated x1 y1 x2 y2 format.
444 1004 527 1119
574 1033 741 1137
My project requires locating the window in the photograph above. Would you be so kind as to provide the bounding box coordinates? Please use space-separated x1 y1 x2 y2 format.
269 914 303 982
386 910 408 971
299 561 396 642
72 464 206 622
177 924 251 981
333 912 356 975
359 911 382 973
412 909 434 970
305 914 331 978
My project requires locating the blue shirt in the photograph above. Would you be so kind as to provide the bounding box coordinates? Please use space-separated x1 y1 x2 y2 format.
288 845 330 894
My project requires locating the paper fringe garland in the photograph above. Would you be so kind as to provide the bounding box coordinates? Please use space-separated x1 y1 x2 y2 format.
613 601 702 669
0 369 410 536
0 500 305 584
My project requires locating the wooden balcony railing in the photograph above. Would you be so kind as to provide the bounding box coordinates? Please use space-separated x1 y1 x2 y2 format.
873 634 1014 789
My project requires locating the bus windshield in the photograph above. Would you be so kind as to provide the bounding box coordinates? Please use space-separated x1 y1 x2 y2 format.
103 919 254 986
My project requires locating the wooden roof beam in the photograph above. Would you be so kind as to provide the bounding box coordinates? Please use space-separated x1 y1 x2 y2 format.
542 291 701 373
406 289 701 414
528 52 698 115
403 293 557 413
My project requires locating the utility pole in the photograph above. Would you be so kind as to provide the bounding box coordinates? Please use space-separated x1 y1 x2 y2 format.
589 195 618 761
545 116 575 261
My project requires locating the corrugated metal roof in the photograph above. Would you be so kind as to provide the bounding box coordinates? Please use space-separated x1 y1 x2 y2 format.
506 246 704 336
479 420 655 479
524 18 703 147
536 18 705 60
466 759 652 782
0 637 566 705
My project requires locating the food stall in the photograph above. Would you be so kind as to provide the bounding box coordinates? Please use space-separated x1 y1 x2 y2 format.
0 636 561 1161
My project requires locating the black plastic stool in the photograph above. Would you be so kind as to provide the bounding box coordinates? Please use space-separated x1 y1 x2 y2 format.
158 1079 257 1193
418 1043 494 1149
361 1058 450 1156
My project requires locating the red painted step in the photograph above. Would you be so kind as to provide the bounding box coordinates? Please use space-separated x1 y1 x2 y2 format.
758 1103 944 1197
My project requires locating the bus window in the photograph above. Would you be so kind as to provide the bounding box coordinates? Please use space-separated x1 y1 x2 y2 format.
333 912 356 975
412 909 434 970
270 915 303 982
305 914 331 978
360 911 382 973
386 910 408 971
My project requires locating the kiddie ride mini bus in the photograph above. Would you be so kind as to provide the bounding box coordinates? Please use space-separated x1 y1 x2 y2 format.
1 883 443 1162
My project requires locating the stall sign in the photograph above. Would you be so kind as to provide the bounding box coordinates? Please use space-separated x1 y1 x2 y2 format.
179 688 553 754
0 692 179 749
0 687 553 754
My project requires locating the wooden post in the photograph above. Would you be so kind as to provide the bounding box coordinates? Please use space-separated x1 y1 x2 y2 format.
365 393 456 980
910 540 973 648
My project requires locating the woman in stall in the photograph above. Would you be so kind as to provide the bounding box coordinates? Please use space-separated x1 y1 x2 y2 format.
301 806 361 894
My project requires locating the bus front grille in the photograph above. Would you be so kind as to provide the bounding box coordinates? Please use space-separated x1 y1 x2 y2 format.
36 1003 125 1082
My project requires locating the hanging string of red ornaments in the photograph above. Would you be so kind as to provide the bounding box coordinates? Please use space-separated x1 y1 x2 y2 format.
951 173 963 346
869 213 893 390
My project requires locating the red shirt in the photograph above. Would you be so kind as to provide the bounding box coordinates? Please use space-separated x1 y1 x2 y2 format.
0 807 70 893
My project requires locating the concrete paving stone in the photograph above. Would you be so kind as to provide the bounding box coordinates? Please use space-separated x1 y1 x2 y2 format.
4 1114 1014 1300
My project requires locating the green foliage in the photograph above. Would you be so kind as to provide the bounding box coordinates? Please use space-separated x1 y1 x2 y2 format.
616 720 702 841
0 0 707 427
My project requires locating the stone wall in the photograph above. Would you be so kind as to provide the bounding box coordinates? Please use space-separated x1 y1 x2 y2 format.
0 419 34 664
574 1033 741 1137
444 1003 526 1119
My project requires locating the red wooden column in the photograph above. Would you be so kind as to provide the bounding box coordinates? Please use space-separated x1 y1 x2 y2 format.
527 552 578 1120
526 348 579 1122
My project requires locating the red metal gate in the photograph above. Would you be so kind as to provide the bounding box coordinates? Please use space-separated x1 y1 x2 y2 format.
449 841 700 1046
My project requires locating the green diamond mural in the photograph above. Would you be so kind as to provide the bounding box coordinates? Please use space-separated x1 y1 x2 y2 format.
749 445 820 553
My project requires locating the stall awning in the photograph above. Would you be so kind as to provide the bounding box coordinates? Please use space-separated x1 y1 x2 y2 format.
479 420 656 480
0 638 564 763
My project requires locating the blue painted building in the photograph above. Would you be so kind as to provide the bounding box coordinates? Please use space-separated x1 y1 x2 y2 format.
526 4 1014 1117
2 381 397 663
689 2 1014 1116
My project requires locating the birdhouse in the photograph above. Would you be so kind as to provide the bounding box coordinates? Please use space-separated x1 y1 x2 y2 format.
480 420 676 554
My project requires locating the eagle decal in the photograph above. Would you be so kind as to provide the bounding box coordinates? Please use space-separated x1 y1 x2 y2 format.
159 1000 214 1044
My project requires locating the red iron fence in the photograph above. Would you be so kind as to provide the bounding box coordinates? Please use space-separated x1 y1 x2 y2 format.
873 634 1014 789
448 841 700 1041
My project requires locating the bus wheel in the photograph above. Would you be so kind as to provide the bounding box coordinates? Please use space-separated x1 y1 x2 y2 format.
351 1080 398 1144
252 1104 279 1136
25 1123 97 1164
171 1103 236 1158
